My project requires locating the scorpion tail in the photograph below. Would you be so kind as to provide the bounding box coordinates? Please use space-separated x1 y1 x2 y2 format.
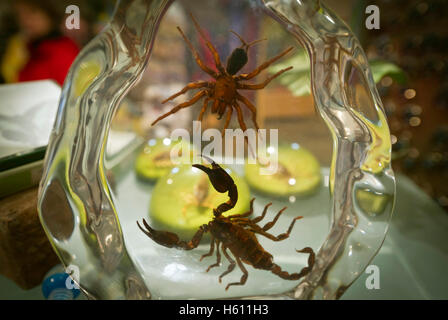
193 155 238 215
194 155 235 193
271 247 315 280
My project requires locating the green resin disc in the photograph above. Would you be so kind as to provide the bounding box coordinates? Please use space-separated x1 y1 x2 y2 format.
150 165 250 236
244 143 321 197
135 138 194 182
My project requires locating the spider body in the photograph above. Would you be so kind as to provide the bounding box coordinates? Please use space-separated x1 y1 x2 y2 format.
212 75 237 118
151 14 294 133
137 155 315 290
226 47 248 75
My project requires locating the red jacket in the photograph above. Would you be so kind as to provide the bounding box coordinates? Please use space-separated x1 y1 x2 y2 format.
19 34 79 86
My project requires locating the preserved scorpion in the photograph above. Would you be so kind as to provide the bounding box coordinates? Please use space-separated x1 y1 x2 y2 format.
137 156 315 290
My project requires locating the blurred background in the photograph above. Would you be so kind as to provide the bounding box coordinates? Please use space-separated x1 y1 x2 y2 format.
0 0 447 299
1 0 446 211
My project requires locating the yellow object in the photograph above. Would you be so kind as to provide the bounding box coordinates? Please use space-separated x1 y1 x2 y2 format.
135 138 195 181
150 165 251 238
355 188 391 216
73 59 102 97
1 34 28 83
245 144 321 197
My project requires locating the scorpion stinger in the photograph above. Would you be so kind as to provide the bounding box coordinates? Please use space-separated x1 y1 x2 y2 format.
192 155 237 215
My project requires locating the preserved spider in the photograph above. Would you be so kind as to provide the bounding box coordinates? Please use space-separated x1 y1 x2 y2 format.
137 156 315 290
151 14 294 134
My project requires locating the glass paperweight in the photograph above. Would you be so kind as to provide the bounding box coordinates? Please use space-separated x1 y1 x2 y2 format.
37 0 396 300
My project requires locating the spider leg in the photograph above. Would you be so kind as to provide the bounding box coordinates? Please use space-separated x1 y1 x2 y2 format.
152 90 207 126
233 101 248 132
237 66 293 90
189 13 226 74
250 216 303 242
233 101 252 148
225 256 248 290
200 236 215 261
221 106 233 137
137 219 206 250
206 241 222 272
211 99 219 113
162 81 209 104
176 26 217 78
236 93 259 130
219 246 236 283
235 46 293 81
198 97 210 122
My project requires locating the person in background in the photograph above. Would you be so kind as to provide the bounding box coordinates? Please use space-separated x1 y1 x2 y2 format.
62 0 111 48
11 0 80 86
0 2 21 84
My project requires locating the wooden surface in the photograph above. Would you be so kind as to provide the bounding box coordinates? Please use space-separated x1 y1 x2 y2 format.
256 87 316 128
0 187 59 289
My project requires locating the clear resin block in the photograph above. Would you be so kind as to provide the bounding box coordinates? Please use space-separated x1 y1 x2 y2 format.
37 0 395 299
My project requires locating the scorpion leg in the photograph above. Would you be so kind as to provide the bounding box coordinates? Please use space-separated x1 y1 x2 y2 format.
235 46 293 81
228 198 254 219
261 207 289 231
251 216 303 241
137 218 206 250
232 199 273 226
152 90 207 126
200 236 215 261
206 241 222 272
271 247 315 280
162 81 209 104
237 66 293 90
231 200 271 225
251 201 272 223
219 246 236 283
225 256 248 291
